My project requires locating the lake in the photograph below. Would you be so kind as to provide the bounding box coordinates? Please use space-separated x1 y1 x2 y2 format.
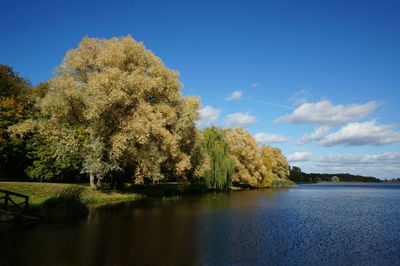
1 183 400 265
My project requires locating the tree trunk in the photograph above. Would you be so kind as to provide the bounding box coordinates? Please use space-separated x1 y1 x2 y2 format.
90 173 98 190
97 178 102 190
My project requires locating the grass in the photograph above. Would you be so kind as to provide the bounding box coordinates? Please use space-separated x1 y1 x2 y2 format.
0 182 144 208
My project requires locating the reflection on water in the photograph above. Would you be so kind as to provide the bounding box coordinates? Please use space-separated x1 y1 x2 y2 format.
1 183 400 265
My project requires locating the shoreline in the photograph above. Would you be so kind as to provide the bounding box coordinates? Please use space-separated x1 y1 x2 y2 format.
0 180 296 223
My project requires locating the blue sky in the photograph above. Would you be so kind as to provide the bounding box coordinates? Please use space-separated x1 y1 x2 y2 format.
2 0 400 178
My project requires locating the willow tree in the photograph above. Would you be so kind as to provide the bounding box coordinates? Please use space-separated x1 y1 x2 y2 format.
11 36 207 189
260 145 290 180
201 126 234 190
225 127 265 186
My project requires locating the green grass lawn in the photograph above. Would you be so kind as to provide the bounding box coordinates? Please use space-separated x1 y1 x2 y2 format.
0 182 144 208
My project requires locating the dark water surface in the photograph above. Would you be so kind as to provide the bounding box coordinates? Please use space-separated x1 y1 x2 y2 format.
1 183 400 266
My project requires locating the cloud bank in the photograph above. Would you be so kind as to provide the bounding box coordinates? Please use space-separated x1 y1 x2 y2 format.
276 100 379 126
296 126 330 146
320 120 400 146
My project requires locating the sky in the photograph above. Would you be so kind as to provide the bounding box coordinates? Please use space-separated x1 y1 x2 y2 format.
1 0 400 178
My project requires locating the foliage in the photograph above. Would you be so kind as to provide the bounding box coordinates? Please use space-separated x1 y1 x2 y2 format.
289 166 303 183
331 176 340 182
201 126 234 190
0 65 31 99
0 97 28 138
0 69 79 182
0 66 32 179
288 168 382 183
25 135 82 182
260 145 290 180
258 171 275 187
225 127 265 186
11 36 207 189
270 178 296 188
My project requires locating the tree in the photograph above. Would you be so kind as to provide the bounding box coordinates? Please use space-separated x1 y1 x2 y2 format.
225 127 265 186
201 126 234 190
260 145 290 180
0 66 32 179
331 176 340 182
25 135 82 182
289 166 303 183
0 65 31 99
12 36 207 189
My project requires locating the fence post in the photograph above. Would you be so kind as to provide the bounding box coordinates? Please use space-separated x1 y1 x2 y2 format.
4 192 8 210
25 197 29 210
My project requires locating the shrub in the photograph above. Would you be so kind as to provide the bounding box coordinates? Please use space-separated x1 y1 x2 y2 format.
41 186 88 220
270 179 296 188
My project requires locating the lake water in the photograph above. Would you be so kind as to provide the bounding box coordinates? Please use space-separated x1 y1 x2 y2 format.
1 183 400 265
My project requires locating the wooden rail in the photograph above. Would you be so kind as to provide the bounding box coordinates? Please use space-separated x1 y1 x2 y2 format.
0 189 29 211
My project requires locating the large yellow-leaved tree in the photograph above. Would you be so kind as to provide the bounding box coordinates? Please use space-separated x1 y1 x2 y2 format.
12 36 208 189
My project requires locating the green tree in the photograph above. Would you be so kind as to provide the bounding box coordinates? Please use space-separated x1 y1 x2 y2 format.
201 126 234 190
12 36 208 189
289 166 303 183
0 66 32 179
25 135 82 182
0 65 31 99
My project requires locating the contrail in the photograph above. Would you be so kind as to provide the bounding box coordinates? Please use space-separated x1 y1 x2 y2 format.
245 98 295 110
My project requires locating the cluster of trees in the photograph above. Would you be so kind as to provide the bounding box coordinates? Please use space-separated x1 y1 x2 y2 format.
201 126 291 190
384 178 400 182
1 36 291 190
288 167 382 183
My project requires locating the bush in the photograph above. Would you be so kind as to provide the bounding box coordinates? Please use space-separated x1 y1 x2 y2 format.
270 179 296 188
41 187 88 220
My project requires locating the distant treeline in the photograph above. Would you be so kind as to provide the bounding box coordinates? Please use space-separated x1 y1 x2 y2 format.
289 166 382 183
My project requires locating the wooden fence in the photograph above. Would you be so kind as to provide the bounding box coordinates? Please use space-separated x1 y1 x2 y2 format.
0 189 29 211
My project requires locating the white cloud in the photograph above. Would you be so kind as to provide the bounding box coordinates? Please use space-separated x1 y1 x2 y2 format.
287 152 313 162
275 100 379 126
320 120 400 146
317 152 400 166
225 112 257 127
288 89 312 106
295 126 330 146
250 83 259 87
196 105 221 127
226 91 243 101
307 152 400 178
254 133 289 144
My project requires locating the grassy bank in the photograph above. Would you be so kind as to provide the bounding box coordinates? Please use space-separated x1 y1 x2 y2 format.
1 180 296 220
0 182 144 208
